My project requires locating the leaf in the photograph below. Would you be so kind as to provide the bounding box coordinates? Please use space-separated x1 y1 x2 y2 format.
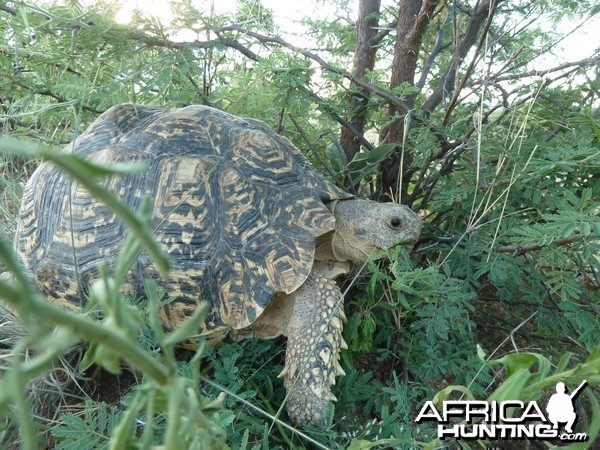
580 188 592 206
555 352 574 373
585 345 600 371
163 301 210 348
581 222 591 236
487 368 531 403
53 402 122 450
347 144 396 180
560 222 578 237
477 344 487 361
580 389 600 448
326 143 347 173
487 352 549 379
347 440 376 450
432 385 475 403
345 311 376 352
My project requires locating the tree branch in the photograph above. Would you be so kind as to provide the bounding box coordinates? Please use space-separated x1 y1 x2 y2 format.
442 0 500 125
124 30 261 61
368 18 398 47
218 24 409 110
497 234 597 255
0 4 17 15
1 3 407 147
11 81 100 113
127 25 380 151
304 89 374 151
416 10 452 90
422 0 502 115
288 113 342 185
340 0 382 162
493 55 600 82
378 0 441 202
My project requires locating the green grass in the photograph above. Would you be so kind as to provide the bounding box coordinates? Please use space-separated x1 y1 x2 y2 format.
0 153 30 242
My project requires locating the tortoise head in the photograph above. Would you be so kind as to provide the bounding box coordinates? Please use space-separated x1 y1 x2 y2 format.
329 199 422 262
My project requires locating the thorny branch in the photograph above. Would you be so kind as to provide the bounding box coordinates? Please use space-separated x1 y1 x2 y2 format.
340 0 382 162
213 16 594 205
368 18 398 48
416 11 452 90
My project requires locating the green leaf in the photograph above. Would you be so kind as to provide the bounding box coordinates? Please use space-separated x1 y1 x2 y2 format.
581 222 591 236
53 402 123 450
477 344 487 361
347 144 396 180
163 301 210 348
326 143 347 173
347 440 376 450
586 345 600 370
432 384 475 403
488 368 532 403
580 389 600 448
560 222 578 237
556 352 574 373
488 352 549 379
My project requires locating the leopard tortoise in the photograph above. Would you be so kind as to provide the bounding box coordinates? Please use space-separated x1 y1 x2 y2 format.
14 104 422 426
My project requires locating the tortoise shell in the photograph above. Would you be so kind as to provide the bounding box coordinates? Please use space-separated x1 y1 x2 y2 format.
15 104 352 332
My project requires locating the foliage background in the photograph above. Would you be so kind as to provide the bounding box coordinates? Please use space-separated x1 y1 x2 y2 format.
0 0 599 448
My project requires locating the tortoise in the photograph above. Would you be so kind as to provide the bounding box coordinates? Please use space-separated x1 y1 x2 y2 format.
14 104 422 426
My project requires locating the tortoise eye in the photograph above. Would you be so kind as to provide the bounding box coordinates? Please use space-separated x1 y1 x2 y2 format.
388 217 403 230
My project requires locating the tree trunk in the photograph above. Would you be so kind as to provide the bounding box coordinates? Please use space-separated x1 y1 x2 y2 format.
379 0 501 203
339 0 381 163
379 0 439 203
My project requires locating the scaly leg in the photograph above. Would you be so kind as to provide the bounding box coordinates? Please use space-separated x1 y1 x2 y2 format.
278 270 347 426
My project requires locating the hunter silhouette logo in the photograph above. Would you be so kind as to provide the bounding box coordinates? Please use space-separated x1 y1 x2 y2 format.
546 380 586 433
415 380 589 442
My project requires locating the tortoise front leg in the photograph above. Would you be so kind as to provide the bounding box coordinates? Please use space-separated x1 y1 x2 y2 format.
278 270 347 426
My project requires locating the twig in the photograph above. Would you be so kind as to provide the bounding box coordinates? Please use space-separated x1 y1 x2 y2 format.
126 30 262 61
2 3 407 140
416 11 452 90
